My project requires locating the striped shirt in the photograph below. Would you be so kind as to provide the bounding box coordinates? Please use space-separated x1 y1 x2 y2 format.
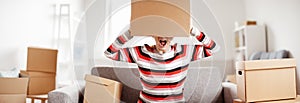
104 27 218 103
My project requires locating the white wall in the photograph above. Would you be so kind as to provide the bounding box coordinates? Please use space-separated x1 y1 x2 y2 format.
245 0 300 93
0 0 58 70
0 0 85 85
0 0 245 77
72 0 107 80
205 0 246 74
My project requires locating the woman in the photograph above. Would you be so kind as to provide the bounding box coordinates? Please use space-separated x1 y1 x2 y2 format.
104 27 218 103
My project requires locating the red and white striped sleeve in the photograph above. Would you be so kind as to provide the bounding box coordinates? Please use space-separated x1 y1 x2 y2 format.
104 30 136 63
190 27 219 61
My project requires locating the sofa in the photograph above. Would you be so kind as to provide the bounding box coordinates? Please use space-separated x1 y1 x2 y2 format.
48 65 225 103
48 50 290 103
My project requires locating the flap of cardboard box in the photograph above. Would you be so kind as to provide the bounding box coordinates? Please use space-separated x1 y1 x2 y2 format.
236 59 297 70
85 75 121 87
130 0 190 37
21 70 56 77
27 76 56 95
0 75 29 94
27 47 58 73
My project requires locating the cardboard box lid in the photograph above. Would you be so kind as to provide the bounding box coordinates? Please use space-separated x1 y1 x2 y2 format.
0 75 29 94
27 47 58 73
130 0 190 37
85 75 121 86
236 59 297 70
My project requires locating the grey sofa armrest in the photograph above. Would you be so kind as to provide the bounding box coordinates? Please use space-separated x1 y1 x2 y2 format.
48 85 84 103
222 82 238 103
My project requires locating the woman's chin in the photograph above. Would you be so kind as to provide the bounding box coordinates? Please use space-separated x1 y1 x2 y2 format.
156 44 171 53
158 47 168 52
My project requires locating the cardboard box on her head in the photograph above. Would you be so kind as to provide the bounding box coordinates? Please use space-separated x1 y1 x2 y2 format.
130 0 190 37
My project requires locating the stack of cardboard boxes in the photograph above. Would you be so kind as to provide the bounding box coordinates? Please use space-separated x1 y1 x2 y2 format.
0 47 57 103
22 47 58 95
235 59 298 103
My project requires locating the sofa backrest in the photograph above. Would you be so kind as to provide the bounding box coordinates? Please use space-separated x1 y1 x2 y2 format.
91 66 223 103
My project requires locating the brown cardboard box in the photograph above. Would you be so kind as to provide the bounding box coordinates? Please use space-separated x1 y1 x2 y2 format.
236 59 297 102
21 71 56 95
84 75 122 103
130 0 190 37
245 20 257 25
0 74 29 103
27 47 58 73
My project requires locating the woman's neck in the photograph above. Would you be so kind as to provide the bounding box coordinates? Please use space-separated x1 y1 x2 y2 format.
154 45 171 54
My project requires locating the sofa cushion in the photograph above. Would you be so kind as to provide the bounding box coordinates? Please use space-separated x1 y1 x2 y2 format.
260 52 270 60
249 52 263 60
48 85 82 103
222 82 237 103
275 50 289 59
250 50 289 60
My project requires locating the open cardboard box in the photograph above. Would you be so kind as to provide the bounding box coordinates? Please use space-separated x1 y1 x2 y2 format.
0 73 29 103
84 75 122 103
24 47 58 95
130 0 190 37
236 59 297 102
